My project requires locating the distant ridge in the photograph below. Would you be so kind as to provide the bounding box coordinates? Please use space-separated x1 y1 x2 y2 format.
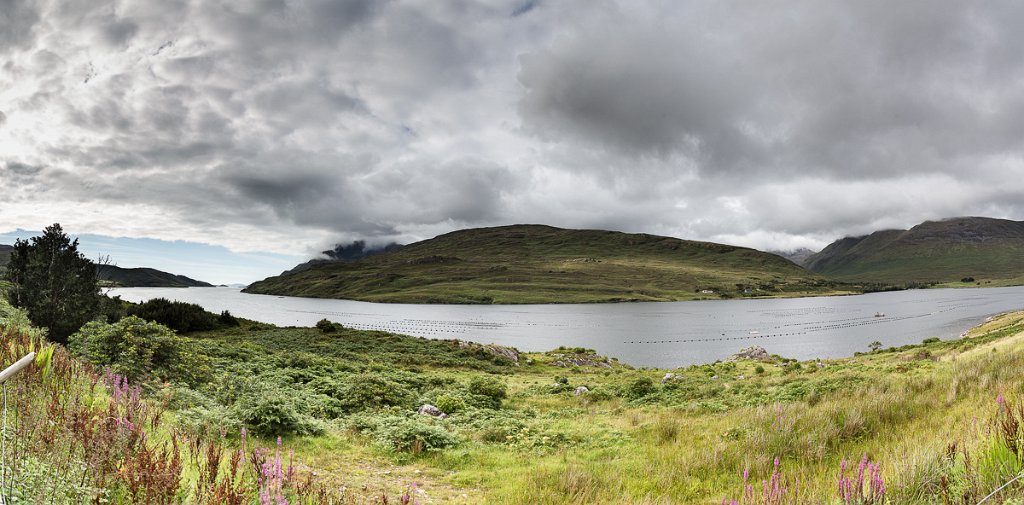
244 224 839 303
97 265 213 288
804 217 1024 283
770 248 818 267
2 243 210 287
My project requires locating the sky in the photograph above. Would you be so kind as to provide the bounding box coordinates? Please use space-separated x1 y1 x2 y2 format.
3 0 1024 284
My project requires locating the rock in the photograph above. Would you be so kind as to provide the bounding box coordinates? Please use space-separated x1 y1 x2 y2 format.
738 375 745 380
573 386 589 396
456 341 520 366
728 345 770 362
661 373 677 384
815 362 826 369
417 404 447 419
711 375 719 380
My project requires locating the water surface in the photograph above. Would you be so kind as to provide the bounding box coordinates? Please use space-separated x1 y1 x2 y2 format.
109 286 1024 368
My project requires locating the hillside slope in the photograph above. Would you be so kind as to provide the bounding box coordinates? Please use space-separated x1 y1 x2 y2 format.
244 224 837 303
98 265 213 287
0 244 12 270
805 217 1024 282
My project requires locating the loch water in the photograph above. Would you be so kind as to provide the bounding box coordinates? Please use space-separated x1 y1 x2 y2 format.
109 286 1024 368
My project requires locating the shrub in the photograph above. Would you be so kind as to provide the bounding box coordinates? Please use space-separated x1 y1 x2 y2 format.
69 316 209 384
232 387 323 437
127 298 218 333
468 376 508 407
315 318 336 333
624 377 657 400
370 416 460 454
337 373 415 412
435 392 469 414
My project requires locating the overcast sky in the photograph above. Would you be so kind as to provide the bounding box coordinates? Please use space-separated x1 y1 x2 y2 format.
4 0 1024 283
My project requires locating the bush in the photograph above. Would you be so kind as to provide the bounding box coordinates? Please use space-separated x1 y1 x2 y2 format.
361 415 460 454
127 298 218 333
435 392 469 414
624 377 657 400
337 373 415 412
69 316 209 384
316 318 336 333
232 387 323 437
468 376 507 407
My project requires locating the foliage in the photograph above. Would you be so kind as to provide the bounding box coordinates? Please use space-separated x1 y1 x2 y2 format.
349 414 460 454
3 223 99 343
126 297 221 333
231 386 324 437
69 316 210 384
623 376 657 400
315 318 336 333
336 373 416 412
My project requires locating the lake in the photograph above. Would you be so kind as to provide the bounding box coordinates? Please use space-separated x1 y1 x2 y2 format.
109 286 1024 368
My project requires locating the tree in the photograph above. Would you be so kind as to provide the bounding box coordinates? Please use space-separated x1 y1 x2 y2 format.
4 223 99 344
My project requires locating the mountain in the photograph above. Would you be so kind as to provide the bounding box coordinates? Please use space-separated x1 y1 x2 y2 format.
770 248 818 267
244 224 837 303
281 241 404 275
3 244 208 287
804 217 1024 283
97 265 213 288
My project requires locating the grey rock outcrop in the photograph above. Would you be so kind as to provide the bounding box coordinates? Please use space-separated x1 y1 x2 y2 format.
417 404 447 419
728 345 770 361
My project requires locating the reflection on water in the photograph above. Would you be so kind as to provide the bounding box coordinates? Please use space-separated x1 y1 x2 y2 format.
109 286 1024 368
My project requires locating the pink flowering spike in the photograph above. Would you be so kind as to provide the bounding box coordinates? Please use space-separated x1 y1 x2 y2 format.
743 467 749 482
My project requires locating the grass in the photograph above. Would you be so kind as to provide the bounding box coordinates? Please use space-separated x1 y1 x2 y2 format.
244 224 861 303
7 285 1024 503
148 308 1024 503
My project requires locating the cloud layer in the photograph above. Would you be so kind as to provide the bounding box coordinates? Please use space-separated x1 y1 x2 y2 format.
3 0 1024 257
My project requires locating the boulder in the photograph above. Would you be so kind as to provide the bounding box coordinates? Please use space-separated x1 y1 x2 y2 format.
728 345 770 361
456 341 520 366
661 373 677 384
417 404 447 419
573 386 589 396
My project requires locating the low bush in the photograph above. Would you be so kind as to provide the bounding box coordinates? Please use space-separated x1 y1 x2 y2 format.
349 414 460 454
69 316 210 384
231 386 324 437
126 297 220 333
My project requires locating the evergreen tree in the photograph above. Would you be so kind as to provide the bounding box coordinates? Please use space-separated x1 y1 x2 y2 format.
4 223 99 343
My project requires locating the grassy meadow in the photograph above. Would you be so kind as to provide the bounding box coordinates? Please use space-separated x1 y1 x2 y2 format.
4 288 1024 503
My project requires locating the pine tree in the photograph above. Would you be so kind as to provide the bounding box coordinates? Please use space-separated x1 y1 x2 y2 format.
4 223 99 343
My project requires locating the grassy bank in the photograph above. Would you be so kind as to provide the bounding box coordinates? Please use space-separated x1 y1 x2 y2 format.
6 288 1024 503
117 300 1024 503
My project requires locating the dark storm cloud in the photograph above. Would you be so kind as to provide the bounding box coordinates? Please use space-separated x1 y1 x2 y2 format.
5 0 1024 255
518 1 1024 182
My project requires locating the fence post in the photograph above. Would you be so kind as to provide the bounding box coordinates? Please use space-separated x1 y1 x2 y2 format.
0 352 36 505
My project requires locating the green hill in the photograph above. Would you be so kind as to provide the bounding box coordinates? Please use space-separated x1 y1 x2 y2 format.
97 265 213 287
0 244 12 270
244 224 840 303
804 217 1024 283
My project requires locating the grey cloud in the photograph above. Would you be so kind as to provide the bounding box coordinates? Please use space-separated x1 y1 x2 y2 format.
518 1 1024 184
0 0 40 48
6 0 1024 257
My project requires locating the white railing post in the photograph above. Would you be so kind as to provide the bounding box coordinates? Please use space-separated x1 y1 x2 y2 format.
0 352 35 505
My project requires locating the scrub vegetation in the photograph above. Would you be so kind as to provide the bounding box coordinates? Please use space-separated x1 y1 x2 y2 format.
6 282 1024 503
